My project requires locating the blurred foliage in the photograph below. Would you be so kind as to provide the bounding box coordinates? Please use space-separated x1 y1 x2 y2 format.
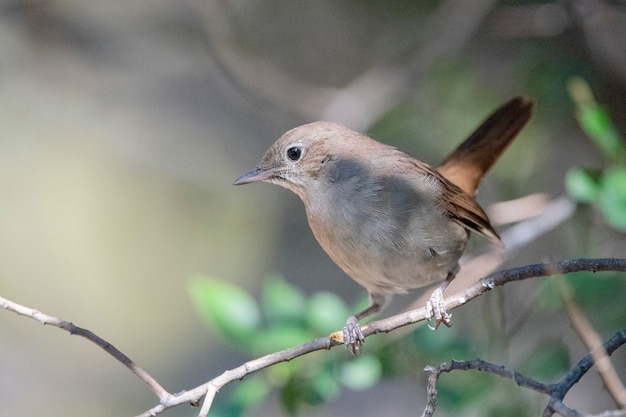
566 78 626 231
189 274 383 415
539 272 626 334
188 272 611 417
189 277 262 344
518 338 571 382
369 59 502 158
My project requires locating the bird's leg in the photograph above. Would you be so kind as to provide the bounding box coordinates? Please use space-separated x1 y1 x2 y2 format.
425 270 456 330
343 294 386 355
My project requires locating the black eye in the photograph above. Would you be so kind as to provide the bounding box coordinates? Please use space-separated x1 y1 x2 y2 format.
286 146 302 161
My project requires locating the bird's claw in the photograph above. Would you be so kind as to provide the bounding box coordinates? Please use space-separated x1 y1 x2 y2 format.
425 287 452 330
343 315 364 355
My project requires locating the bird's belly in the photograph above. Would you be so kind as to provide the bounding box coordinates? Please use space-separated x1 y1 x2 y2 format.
311 214 468 295
338 243 463 294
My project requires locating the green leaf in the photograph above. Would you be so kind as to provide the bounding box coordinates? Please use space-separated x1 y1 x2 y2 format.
188 275 260 343
565 167 601 203
599 167 626 230
569 77 624 161
262 275 307 324
578 105 624 160
307 291 351 334
339 354 382 390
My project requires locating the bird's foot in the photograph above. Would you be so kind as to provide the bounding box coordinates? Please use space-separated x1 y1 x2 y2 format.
343 315 364 355
425 287 452 330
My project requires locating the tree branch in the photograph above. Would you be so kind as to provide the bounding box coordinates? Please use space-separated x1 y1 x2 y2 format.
423 329 626 417
2 258 625 417
362 258 626 338
151 258 626 416
547 328 626 414
560 282 626 408
0 295 172 403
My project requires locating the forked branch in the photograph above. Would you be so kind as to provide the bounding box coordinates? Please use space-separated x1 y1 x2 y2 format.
422 329 626 417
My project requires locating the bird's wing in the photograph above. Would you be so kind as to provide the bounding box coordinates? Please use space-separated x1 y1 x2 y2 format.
412 161 502 244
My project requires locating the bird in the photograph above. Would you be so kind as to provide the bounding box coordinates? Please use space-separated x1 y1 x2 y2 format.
234 96 533 354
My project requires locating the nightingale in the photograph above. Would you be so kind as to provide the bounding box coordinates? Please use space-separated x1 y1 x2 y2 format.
235 96 533 354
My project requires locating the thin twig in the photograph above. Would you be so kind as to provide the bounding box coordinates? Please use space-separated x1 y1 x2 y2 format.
364 258 626 338
547 398 586 417
423 329 626 417
136 337 334 417
549 329 626 407
144 258 625 416
3 258 625 417
0 295 172 403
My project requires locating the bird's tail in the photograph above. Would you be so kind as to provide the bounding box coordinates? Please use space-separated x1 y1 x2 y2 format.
437 96 534 197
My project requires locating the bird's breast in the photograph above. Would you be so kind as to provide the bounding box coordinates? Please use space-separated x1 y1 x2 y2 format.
304 165 468 294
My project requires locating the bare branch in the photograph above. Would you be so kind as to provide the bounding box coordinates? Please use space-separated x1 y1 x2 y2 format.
0 295 172 403
546 399 586 417
423 329 626 417
3 258 625 417
363 258 626 339
136 336 334 417
550 329 626 406
138 258 625 416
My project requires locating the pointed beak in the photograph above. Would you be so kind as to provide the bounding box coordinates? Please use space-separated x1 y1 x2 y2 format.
233 166 274 185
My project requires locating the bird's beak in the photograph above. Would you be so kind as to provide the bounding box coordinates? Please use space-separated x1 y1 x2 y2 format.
233 166 273 185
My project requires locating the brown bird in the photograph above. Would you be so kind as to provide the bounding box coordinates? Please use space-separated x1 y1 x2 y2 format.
235 96 533 354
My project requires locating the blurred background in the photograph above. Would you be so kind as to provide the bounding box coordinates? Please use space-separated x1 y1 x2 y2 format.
1 1 625 416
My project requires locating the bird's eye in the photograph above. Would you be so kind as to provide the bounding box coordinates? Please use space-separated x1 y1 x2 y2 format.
286 146 302 161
